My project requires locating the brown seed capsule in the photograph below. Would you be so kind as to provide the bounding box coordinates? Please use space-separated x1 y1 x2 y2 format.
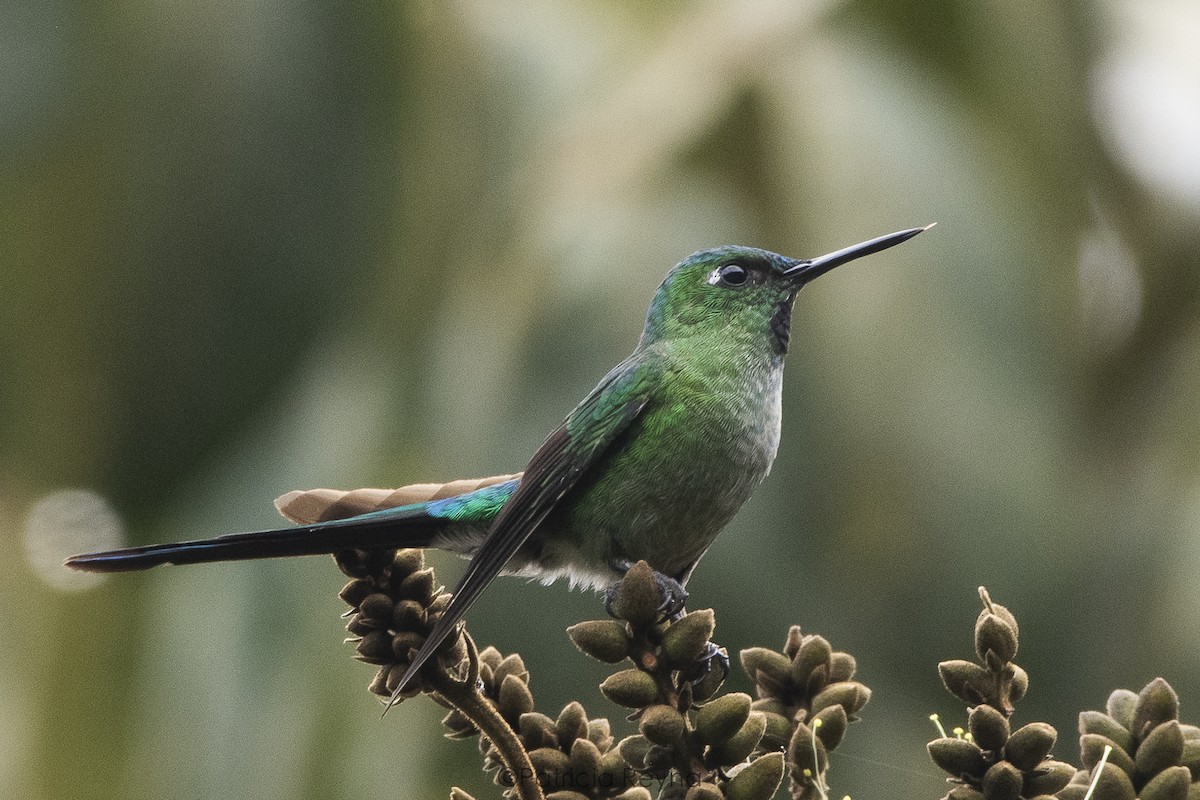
358 593 394 624
598 671 658 711
1078 711 1132 752
528 746 570 776
827 651 857 683
981 761 1023 800
1138 765 1191 800
684 783 723 800
1132 678 1181 739
586 718 613 752
810 681 871 718
787 722 827 779
1022 760 1075 796
494 653 529 686
1004 721 1057 771
695 692 752 745
568 737 603 782
397 568 436 604
391 599 424 632
608 561 663 626
612 788 652 800
1088 763 1136 800
391 630 424 662
1106 689 1139 731
725 752 784 800
1080 733 1137 774
969 704 1011 752
639 704 686 746
939 660 993 706
567 620 632 664
709 712 766 767
556 701 589 751
660 609 715 666
356 630 393 664
791 635 832 687
1135 719 1184 776
339 578 374 607
812 705 848 752
615 734 651 770
498 674 535 721
928 737 987 780
739 648 792 692
519 712 559 751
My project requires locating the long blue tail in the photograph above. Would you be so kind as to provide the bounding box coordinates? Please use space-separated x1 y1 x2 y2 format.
64 503 445 572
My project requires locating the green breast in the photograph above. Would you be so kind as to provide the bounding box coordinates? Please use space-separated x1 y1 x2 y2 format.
549 343 784 581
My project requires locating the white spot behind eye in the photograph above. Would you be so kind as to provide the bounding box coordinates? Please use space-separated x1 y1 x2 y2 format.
706 269 722 285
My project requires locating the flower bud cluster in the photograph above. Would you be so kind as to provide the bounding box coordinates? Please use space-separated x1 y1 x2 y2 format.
930 588 1071 800
740 626 870 800
1053 678 1200 800
335 548 464 703
441 645 642 800
570 562 787 800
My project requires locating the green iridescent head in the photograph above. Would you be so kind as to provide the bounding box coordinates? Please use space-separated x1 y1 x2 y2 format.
641 226 931 354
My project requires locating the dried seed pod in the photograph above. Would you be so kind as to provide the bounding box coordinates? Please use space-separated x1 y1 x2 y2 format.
497 674 535 722
518 712 558 751
928 737 987 780
790 635 832 687
608 562 662 626
599 669 659 709
1138 765 1191 800
1078 711 1132 752
1080 734 1137 774
660 609 715 666
1021 759 1075 796
1136 719 1184 776
556 702 589 752
740 648 792 692
980 760 1023 800
566 620 632 664
1132 678 1180 739
974 612 1018 665
695 692 752 745
724 752 784 800
639 704 685 746
969 704 1011 752
615 735 651 770
1003 721 1057 771
939 660 993 707
684 783 723 800
586 718 613 752
709 712 766 766
810 680 871 718
1087 762 1136 800
812 705 848 752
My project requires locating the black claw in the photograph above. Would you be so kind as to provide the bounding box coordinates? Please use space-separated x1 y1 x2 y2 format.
653 572 688 621
603 582 621 618
680 641 730 685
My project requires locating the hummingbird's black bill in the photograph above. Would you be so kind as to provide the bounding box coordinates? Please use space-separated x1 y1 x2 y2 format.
785 223 935 284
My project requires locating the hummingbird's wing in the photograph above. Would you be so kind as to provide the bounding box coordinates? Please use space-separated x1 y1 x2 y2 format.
389 361 654 706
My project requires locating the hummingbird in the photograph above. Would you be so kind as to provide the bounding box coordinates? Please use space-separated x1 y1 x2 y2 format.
67 224 931 703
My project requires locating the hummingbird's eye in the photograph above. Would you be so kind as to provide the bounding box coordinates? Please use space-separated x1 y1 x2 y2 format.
712 263 748 287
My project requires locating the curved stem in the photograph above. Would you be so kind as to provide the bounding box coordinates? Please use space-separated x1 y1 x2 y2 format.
431 633 544 800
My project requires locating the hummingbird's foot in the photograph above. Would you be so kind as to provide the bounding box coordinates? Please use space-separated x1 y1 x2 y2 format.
603 560 688 621
677 641 730 689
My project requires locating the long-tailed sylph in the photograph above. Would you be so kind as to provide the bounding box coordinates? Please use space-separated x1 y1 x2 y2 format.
68 225 931 703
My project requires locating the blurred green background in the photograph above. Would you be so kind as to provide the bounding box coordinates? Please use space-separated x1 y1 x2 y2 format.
4 1 1200 798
